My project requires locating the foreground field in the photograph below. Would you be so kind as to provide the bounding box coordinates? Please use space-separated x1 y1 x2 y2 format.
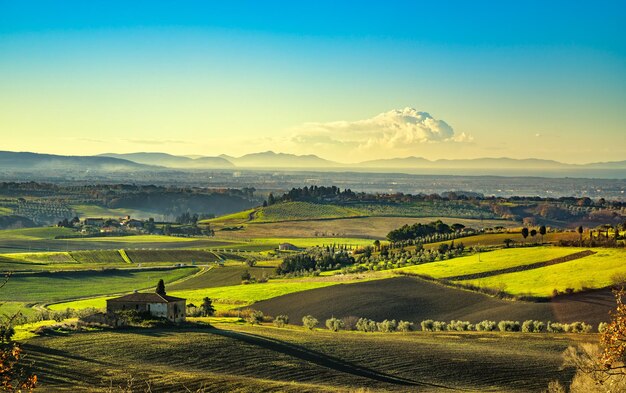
24 323 583 392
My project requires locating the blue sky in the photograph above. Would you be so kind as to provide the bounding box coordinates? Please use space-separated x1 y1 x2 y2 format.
1 1 625 162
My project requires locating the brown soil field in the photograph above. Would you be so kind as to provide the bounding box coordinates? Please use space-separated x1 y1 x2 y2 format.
24 323 585 392
213 216 516 240
252 276 613 327
168 265 275 291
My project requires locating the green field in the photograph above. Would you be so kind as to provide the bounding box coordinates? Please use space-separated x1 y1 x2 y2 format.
23 323 583 392
460 248 626 297
254 202 363 222
399 247 582 279
0 227 75 240
0 267 198 304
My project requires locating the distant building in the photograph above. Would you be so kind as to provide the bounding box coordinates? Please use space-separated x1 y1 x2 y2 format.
278 242 299 251
124 219 144 229
83 217 105 227
106 292 186 323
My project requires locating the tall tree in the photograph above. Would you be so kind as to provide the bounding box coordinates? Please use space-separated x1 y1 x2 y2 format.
156 279 166 296
530 229 537 244
201 297 215 317
521 227 529 245
577 225 584 246
539 225 546 244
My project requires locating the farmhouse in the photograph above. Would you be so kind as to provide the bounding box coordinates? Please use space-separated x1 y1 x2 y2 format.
106 291 186 323
278 242 299 251
83 217 105 227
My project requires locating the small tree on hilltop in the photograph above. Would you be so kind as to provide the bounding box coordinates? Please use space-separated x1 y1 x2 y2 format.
156 279 166 296
201 297 215 317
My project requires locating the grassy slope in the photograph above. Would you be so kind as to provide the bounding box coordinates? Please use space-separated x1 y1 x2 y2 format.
24 324 581 392
0 267 198 303
399 247 581 279
460 248 626 297
0 227 75 240
70 204 156 219
254 202 363 222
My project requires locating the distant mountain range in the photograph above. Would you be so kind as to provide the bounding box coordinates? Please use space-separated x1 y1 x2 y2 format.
99 152 234 169
1 150 625 174
0 151 152 172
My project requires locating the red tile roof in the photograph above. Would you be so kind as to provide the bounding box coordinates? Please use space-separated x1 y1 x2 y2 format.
107 292 185 303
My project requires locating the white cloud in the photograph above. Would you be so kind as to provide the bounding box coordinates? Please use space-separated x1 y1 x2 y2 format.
290 108 471 152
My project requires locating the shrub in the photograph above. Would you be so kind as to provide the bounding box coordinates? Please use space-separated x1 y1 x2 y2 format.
356 318 377 333
246 310 264 325
448 320 473 331
598 322 608 333
497 320 520 332
326 317 344 332
432 321 448 331
522 320 545 333
302 315 319 330
567 322 592 333
273 315 289 328
377 319 397 333
547 322 566 333
420 320 434 332
475 320 497 331
397 320 414 332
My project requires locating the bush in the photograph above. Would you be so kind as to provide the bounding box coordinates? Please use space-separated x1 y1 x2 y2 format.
397 320 414 332
246 310 264 325
432 321 448 331
325 317 344 332
377 319 397 333
302 315 319 330
567 321 592 333
547 322 566 333
356 318 378 332
420 319 434 332
598 322 608 333
273 315 289 328
448 320 473 331
497 320 520 332
475 320 497 331
522 320 545 333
